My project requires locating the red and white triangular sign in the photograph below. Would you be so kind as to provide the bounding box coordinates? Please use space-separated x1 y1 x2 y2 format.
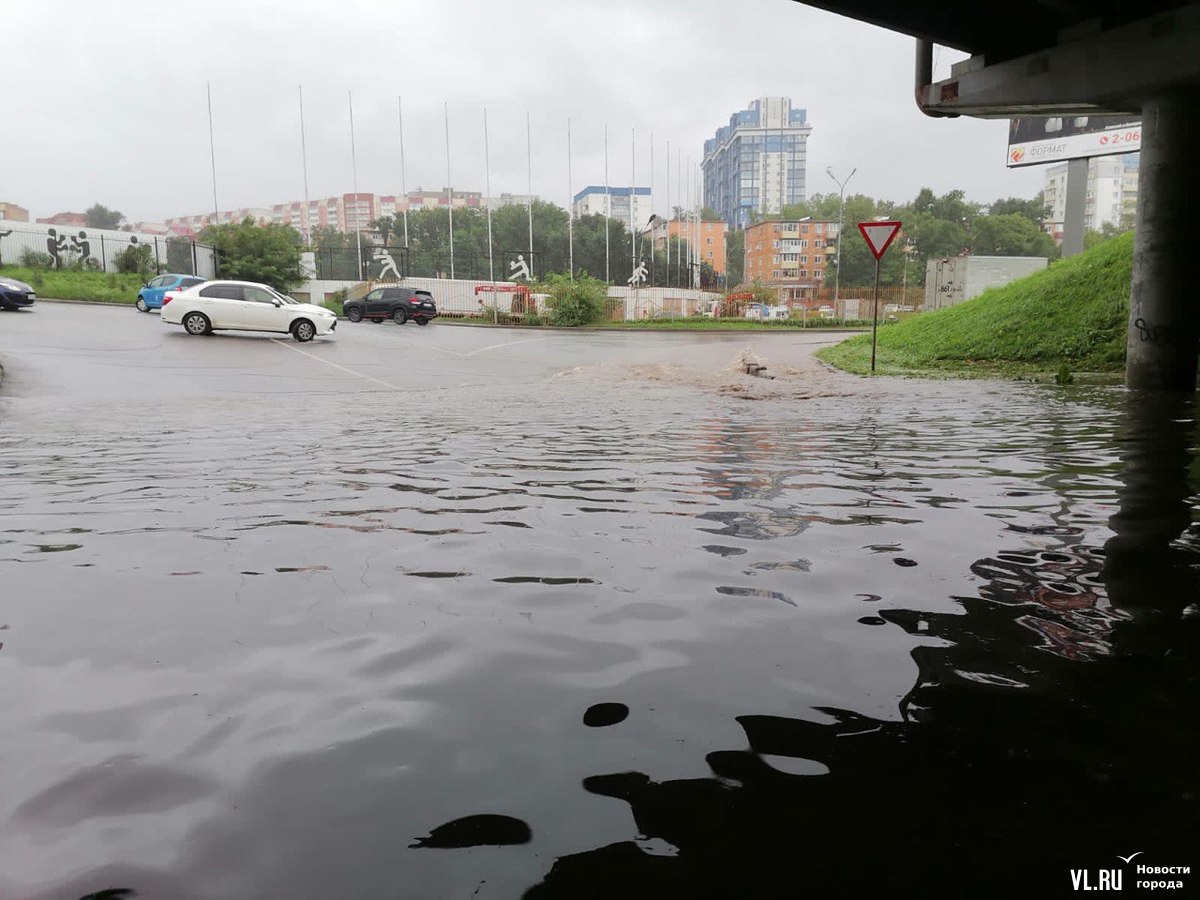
857 221 902 261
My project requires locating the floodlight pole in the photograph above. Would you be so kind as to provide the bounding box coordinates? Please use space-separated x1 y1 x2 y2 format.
827 166 856 305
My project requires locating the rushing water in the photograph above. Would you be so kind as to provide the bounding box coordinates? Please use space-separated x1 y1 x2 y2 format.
1 366 1197 898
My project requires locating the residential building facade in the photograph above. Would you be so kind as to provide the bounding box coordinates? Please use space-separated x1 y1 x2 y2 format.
35 211 87 227
652 218 727 275
743 218 839 302
166 190 485 236
572 186 652 231
702 97 813 229
1042 152 1139 240
0 202 30 222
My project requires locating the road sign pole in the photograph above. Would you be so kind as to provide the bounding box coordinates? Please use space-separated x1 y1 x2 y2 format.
871 257 881 373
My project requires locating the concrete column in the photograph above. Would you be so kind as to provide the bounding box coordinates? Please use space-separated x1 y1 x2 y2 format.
1061 157 1088 258
1126 92 1200 391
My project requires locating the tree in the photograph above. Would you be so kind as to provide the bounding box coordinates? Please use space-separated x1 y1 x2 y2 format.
989 194 1049 224
85 204 124 230
726 230 744 286
971 213 1057 257
200 217 305 290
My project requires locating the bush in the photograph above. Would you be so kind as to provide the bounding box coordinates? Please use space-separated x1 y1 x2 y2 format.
543 273 608 327
114 244 156 278
20 248 54 269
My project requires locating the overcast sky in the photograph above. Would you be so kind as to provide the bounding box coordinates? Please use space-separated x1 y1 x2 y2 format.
6 0 1044 223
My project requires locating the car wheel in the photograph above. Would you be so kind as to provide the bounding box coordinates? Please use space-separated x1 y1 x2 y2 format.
136 297 148 312
292 319 316 343
392 308 407 325
183 312 211 335
415 318 429 325
346 305 363 323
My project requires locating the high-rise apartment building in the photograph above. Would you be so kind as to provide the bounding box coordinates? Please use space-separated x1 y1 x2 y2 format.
702 98 813 229
1042 153 1139 241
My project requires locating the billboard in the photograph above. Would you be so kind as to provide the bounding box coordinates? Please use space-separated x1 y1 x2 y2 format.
1006 115 1141 168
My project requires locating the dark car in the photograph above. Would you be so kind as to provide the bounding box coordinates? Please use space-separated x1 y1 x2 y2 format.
0 275 36 310
344 287 438 325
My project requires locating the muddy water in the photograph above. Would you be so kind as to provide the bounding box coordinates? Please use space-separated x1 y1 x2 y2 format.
0 358 1197 898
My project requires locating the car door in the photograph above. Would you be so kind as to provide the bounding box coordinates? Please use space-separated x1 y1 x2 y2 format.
363 288 386 317
196 284 245 328
145 275 171 305
240 286 288 332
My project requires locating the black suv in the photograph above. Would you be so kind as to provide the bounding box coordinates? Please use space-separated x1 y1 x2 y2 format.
344 287 438 325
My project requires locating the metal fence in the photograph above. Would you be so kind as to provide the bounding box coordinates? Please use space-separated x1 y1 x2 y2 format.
0 224 217 278
312 245 722 289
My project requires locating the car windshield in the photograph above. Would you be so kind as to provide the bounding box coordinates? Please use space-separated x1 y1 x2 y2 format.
266 287 298 304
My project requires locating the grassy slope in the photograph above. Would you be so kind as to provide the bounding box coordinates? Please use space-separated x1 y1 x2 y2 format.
0 266 144 304
817 232 1134 377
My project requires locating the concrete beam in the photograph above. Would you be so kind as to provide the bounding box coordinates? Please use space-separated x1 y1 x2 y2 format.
917 4 1200 117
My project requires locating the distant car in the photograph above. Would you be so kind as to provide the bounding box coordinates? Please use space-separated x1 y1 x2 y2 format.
343 287 438 325
136 274 207 312
0 275 36 310
161 279 337 342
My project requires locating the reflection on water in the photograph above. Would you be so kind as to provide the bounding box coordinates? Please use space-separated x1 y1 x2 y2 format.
0 382 1196 898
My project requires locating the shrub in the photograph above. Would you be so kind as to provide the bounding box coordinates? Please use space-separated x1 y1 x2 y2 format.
543 273 608 327
114 244 156 278
20 248 54 269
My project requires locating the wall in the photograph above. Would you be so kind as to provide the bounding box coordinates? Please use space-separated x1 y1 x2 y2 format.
0 222 216 277
295 275 721 320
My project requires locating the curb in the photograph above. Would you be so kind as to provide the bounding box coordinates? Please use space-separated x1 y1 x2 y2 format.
32 300 868 335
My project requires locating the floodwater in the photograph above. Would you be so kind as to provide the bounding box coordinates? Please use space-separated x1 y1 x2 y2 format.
0 307 1197 898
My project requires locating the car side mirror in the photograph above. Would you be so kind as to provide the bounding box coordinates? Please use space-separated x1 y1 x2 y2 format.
272 299 283 307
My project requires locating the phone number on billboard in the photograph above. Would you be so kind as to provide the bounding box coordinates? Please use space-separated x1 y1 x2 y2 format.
1099 131 1141 145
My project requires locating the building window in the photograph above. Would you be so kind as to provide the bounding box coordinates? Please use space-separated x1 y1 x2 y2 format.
800 240 808 248
801 225 809 234
707 237 713 245
800 256 808 263
800 270 808 278
773 255 780 263
814 239 824 248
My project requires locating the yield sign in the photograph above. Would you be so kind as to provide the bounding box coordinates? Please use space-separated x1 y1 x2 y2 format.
858 220 902 261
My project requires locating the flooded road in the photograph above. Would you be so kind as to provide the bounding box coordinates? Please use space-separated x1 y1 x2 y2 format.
1 306 1197 898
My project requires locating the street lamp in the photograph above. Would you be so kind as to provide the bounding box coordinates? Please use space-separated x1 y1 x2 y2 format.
826 166 856 305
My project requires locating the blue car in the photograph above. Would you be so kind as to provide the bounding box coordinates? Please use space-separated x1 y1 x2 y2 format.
0 275 36 310
136 274 207 312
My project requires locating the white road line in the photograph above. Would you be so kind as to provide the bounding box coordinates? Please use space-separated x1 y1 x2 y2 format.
270 339 402 391
462 335 554 358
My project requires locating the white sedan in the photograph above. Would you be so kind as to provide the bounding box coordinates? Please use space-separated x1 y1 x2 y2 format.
161 280 337 342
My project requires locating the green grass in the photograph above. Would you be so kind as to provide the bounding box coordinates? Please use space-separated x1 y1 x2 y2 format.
816 232 1134 379
1 266 145 304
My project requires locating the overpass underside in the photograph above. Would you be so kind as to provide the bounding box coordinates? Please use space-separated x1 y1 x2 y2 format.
794 0 1200 391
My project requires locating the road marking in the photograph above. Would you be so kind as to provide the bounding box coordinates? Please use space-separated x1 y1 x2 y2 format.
462 335 554 358
270 339 402 391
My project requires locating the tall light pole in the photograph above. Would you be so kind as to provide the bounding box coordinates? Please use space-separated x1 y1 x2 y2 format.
827 166 856 304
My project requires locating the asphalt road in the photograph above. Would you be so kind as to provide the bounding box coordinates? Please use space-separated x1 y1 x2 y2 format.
0 303 856 409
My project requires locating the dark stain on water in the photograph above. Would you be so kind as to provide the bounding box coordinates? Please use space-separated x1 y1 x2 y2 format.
411 814 532 849
583 702 629 727
2 382 1198 899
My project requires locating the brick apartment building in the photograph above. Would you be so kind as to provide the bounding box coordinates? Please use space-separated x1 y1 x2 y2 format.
743 218 840 303
652 218 727 276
